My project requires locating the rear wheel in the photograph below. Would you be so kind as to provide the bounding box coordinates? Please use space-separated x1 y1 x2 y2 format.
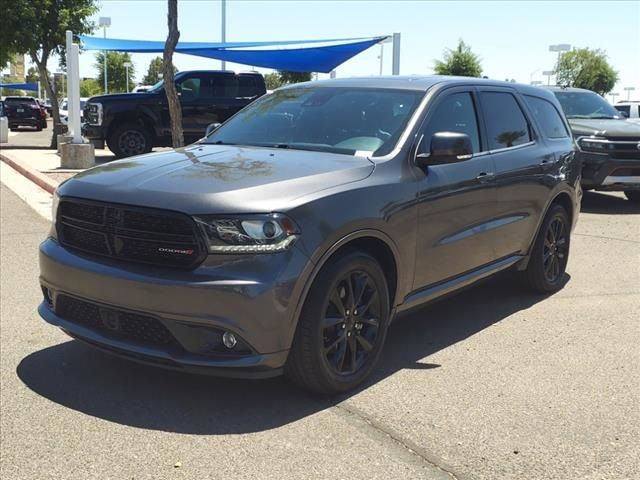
286 250 390 394
35 123 42 132
107 123 152 158
624 190 640 203
519 204 570 293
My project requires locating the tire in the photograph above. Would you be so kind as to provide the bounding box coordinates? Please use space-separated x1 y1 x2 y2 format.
35 123 42 132
519 204 570 293
624 190 640 203
42 119 48 129
285 250 391 394
107 123 152 158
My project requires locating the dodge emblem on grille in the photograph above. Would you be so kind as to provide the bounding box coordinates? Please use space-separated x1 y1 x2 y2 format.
158 247 194 255
99 308 120 331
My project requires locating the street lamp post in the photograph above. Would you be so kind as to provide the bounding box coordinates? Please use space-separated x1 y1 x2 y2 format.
377 37 393 75
542 70 554 86
609 92 620 104
123 61 132 92
99 17 111 94
221 0 226 70
623 86 635 101
548 43 571 70
531 80 543 86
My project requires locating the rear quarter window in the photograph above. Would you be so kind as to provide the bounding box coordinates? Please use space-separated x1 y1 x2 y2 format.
524 95 570 139
480 92 532 149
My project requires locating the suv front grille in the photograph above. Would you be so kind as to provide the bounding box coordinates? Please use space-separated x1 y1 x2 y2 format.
598 138 640 160
55 295 180 349
57 198 205 268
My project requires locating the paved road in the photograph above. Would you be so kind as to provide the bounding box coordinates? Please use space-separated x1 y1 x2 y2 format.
3 118 54 148
1 183 638 480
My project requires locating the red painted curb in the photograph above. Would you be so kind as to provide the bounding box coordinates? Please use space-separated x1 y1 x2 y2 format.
0 152 58 194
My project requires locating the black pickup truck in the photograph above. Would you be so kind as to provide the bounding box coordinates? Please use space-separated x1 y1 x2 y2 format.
546 87 640 203
82 70 266 158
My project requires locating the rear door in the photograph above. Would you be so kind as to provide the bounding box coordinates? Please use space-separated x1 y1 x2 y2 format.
413 87 498 289
477 88 553 258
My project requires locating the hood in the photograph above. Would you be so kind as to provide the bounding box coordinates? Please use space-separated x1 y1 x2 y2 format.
87 91 157 103
58 145 375 214
568 118 640 138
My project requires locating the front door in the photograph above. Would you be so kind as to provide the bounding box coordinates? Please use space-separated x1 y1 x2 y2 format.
413 88 498 290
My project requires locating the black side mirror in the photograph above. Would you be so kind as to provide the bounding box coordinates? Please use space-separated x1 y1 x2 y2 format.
416 131 473 168
205 122 222 137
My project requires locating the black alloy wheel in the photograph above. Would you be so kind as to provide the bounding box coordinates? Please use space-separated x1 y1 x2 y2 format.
542 216 568 284
323 270 381 375
286 250 390 394
107 123 152 158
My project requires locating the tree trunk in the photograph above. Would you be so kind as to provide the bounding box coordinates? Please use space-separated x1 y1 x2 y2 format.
163 0 183 148
32 54 63 148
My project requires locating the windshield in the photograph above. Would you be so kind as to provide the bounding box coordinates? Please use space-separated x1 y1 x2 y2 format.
203 86 424 156
554 91 622 119
149 78 164 92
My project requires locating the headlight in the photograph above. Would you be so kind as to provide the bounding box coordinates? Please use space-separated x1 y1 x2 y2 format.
51 191 60 224
86 102 103 126
578 137 611 153
194 214 300 254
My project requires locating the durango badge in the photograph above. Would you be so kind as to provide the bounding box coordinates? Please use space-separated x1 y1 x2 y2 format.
158 247 194 255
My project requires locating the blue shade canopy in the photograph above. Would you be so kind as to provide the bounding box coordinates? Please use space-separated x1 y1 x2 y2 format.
0 83 39 92
78 35 387 72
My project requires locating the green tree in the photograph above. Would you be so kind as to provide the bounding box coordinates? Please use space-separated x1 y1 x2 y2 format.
25 66 40 84
0 0 98 145
555 48 618 95
278 71 312 85
141 56 176 85
433 40 482 77
264 72 283 90
80 78 102 97
95 52 136 93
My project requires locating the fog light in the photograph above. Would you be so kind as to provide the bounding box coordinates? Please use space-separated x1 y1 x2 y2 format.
222 332 237 349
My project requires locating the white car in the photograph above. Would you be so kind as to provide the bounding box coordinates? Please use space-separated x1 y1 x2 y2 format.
614 101 640 125
59 97 89 125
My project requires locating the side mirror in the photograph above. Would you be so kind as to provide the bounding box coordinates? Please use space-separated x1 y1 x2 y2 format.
416 131 473 168
205 122 222 137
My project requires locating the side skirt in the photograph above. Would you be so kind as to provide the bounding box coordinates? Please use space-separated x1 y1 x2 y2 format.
397 255 523 314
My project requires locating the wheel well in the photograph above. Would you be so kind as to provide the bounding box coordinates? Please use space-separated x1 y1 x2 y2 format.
550 192 574 225
328 236 398 306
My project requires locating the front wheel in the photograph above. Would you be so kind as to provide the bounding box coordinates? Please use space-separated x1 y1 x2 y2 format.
286 251 390 394
519 204 570 293
624 190 640 203
107 123 152 158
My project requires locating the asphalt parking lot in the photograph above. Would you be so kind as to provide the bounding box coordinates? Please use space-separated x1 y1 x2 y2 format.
1 176 638 479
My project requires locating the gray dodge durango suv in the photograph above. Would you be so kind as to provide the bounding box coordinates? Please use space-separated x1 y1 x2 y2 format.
39 76 581 394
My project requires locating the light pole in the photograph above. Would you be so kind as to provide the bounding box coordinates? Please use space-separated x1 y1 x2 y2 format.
548 44 571 71
623 86 635 101
609 92 620 104
531 80 543 86
123 61 132 92
377 37 393 75
99 17 111 94
221 0 226 70
542 70 554 86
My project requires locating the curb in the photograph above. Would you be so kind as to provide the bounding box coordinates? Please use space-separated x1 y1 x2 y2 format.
0 152 57 194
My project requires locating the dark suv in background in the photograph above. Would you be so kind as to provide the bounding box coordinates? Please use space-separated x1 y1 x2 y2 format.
40 76 580 394
82 70 266 158
547 87 640 202
4 96 47 131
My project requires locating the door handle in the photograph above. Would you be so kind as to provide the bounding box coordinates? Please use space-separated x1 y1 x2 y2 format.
540 157 554 168
476 172 495 183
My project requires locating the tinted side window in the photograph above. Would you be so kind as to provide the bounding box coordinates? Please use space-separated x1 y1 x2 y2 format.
238 76 260 97
420 92 481 153
179 77 203 99
481 92 531 149
614 105 630 116
524 95 569 139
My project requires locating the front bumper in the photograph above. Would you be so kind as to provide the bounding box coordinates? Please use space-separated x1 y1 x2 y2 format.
38 238 313 377
579 151 640 191
81 123 105 141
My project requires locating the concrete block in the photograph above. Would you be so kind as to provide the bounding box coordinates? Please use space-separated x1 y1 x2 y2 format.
56 134 74 154
60 142 95 169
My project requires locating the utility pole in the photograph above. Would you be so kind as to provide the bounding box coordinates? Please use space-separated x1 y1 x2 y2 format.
99 17 111 94
124 61 132 92
221 0 226 70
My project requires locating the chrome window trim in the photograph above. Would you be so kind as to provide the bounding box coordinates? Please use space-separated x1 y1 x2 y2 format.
488 140 537 155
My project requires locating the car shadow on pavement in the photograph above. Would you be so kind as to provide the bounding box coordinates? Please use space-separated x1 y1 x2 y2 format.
580 191 640 214
17 273 563 435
